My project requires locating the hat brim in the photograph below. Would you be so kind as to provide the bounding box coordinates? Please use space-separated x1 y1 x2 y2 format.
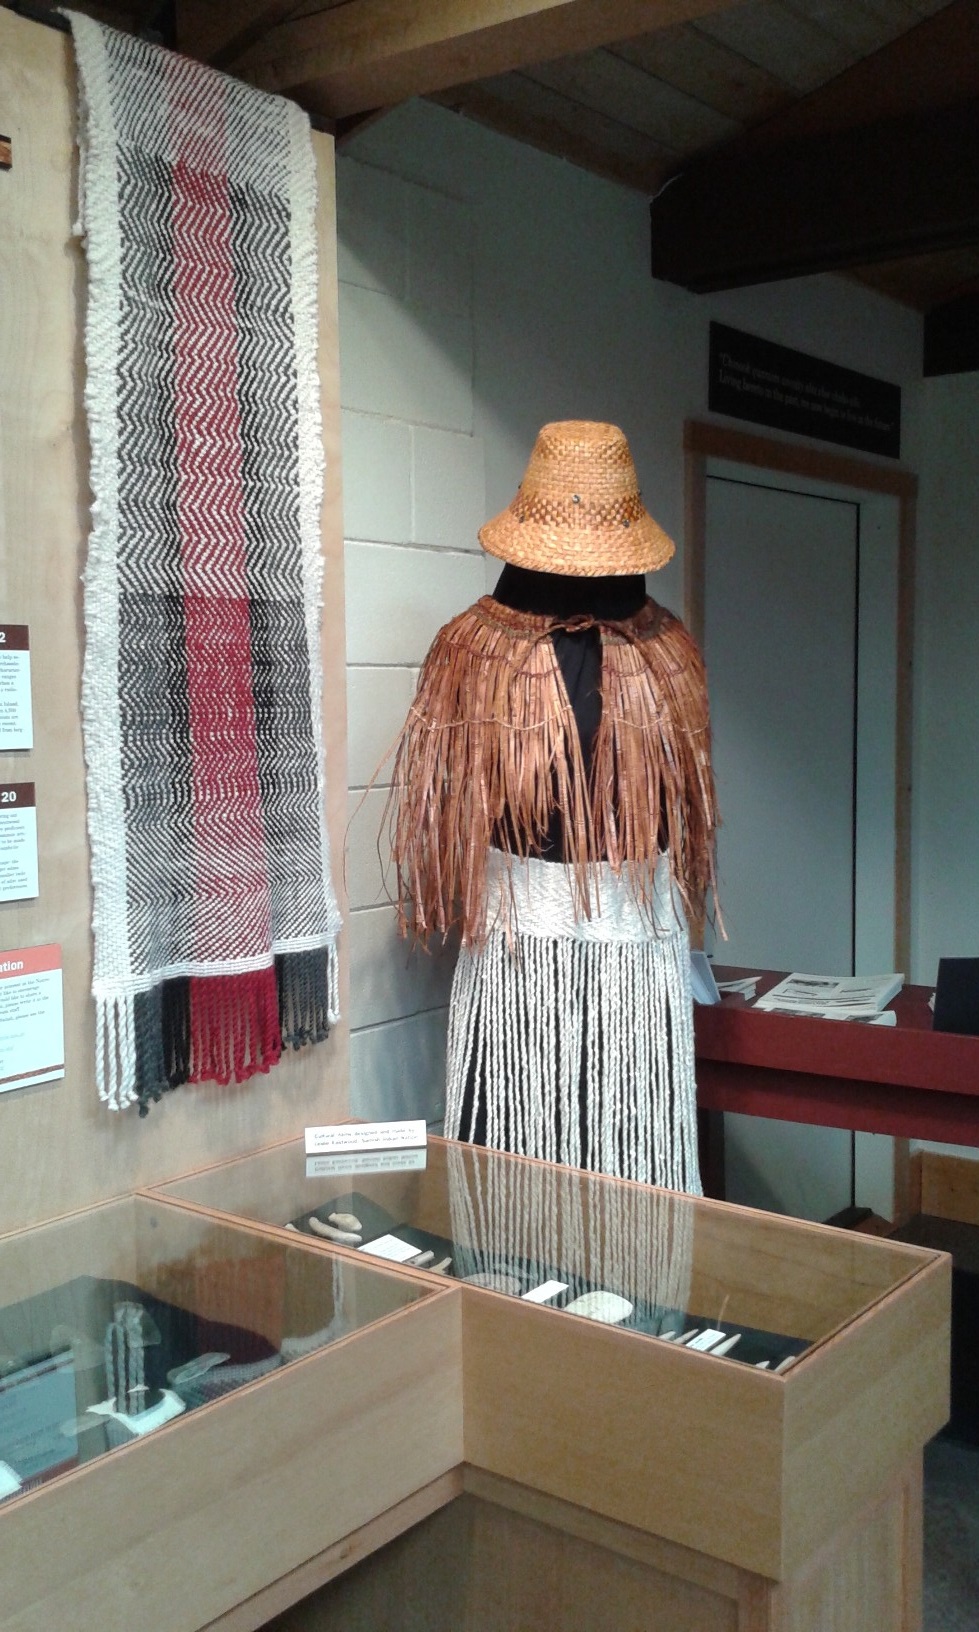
479 508 675 577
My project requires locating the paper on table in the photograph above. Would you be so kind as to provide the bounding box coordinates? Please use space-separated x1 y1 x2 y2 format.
755 972 904 1015
759 1004 898 1025
716 977 759 998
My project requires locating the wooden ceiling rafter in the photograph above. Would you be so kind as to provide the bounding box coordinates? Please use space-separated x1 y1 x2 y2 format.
429 71 675 193
711 0 979 159
228 0 747 116
173 0 311 70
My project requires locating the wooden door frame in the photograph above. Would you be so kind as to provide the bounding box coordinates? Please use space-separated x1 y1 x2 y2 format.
683 419 917 975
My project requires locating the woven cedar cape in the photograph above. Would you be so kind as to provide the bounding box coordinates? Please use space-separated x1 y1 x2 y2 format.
390 596 718 948
70 16 341 1113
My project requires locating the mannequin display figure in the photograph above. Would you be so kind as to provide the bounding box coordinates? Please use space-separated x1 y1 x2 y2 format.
388 422 718 1193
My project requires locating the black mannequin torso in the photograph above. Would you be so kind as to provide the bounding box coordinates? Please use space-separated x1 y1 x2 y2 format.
491 564 646 858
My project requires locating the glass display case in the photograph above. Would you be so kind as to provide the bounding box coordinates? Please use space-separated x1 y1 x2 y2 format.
0 1195 461 1632
155 1134 950 1601
157 1134 936 1374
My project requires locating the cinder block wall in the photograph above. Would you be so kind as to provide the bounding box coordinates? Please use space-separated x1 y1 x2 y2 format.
337 157 487 1124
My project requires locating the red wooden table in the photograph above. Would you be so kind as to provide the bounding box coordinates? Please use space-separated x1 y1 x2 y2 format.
695 968 979 1147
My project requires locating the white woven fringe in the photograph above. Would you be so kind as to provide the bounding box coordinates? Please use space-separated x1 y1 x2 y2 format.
445 851 702 1194
96 994 138 1113
446 1144 694 1318
325 939 340 1027
285 102 343 955
71 13 134 1036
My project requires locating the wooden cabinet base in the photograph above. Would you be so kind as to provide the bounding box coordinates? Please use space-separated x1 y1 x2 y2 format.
265 1459 924 1632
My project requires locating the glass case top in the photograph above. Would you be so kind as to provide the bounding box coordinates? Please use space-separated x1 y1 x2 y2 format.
157 1136 939 1374
0 1195 428 1508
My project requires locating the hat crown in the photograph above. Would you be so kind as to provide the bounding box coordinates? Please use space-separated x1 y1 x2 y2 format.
479 419 674 578
514 421 641 528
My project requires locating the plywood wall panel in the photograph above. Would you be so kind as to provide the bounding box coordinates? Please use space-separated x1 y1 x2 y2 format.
0 9 348 1234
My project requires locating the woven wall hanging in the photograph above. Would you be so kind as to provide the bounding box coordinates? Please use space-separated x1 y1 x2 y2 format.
69 14 341 1113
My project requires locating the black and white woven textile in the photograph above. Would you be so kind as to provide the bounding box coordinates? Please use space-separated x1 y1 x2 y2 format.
70 13 341 1113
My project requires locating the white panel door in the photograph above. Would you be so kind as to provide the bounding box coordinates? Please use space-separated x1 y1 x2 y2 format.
705 477 858 973
703 475 859 1221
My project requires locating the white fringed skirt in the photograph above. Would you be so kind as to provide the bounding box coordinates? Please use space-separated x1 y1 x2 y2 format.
445 849 702 1195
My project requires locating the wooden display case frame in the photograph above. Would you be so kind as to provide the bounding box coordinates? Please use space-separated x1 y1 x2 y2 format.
142 1138 951 1632
0 1195 463 1632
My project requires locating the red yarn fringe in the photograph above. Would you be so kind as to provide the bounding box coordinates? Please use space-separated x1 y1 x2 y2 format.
188 967 281 1086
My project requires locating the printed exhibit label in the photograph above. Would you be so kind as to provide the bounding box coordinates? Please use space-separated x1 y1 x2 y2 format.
304 1119 427 1156
305 1147 427 1178
0 627 33 751
0 784 38 902
0 944 64 1094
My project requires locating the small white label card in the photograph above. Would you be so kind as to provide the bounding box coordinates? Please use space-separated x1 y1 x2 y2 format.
0 783 38 902
357 1233 422 1264
304 1119 427 1156
0 944 64 1095
0 626 32 751
305 1147 428 1179
685 1328 728 1352
521 1280 569 1304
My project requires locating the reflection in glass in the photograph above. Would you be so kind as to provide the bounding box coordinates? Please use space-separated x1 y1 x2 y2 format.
0 1197 424 1505
161 1136 931 1372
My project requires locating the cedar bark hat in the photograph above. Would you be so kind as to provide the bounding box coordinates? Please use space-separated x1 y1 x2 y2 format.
479 420 675 576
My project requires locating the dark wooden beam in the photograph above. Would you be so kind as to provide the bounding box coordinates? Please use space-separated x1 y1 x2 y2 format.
924 294 979 376
173 0 307 69
231 0 744 118
429 72 672 195
649 97 979 293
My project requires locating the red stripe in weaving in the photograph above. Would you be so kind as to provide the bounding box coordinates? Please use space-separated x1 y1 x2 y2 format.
167 60 279 1081
189 969 280 1087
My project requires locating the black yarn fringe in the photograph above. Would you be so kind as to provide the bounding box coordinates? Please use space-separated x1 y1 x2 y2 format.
134 977 190 1116
277 949 333 1050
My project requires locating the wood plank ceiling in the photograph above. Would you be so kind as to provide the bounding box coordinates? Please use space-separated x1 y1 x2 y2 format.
30 0 979 355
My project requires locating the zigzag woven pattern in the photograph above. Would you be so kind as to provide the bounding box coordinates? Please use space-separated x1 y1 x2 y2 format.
70 15 341 1112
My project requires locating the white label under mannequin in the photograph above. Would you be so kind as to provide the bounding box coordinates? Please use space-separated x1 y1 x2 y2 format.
685 1328 727 1352
521 1280 568 1304
357 1233 421 1263
304 1120 427 1156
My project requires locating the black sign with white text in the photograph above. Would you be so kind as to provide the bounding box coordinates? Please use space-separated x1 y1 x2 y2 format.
708 323 901 458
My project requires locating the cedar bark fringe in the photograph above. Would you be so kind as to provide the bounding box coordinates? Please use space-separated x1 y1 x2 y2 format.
386 597 718 946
